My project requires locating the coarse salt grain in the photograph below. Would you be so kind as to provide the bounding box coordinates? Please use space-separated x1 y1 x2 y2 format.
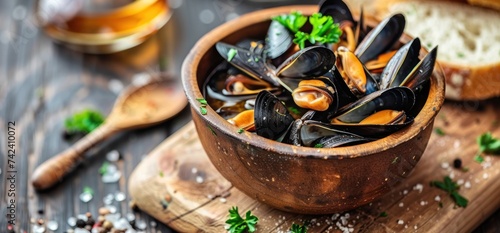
397 220 404 225
435 195 441 202
483 173 489 179
457 179 464 185
465 181 471 189
414 184 423 193
195 176 204 183
399 202 404 207
403 189 408 195
441 162 450 169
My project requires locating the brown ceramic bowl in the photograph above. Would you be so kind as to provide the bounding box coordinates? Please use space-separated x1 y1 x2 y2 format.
182 5 445 214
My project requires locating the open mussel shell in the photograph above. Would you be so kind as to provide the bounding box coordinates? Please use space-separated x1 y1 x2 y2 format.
313 134 371 148
265 20 294 60
276 46 336 78
333 86 416 123
254 90 294 140
299 120 368 147
319 0 354 26
354 13 406 64
216 42 280 86
337 47 379 96
327 68 358 107
379 38 421 89
401 46 438 90
292 77 338 112
329 115 415 138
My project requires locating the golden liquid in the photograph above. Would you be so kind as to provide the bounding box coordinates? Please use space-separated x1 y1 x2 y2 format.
37 0 171 53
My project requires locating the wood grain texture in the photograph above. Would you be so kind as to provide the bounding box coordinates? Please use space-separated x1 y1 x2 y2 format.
130 100 500 232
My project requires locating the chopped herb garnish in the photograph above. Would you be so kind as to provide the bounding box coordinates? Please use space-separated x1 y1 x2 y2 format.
434 127 445 136
207 124 217 136
314 143 324 148
159 171 164 177
287 106 301 115
65 109 105 135
238 128 244 134
474 154 484 163
83 186 94 195
274 12 342 49
379 212 388 217
197 98 208 105
477 132 500 155
430 176 468 208
200 106 208 115
457 52 465 58
225 206 259 233
99 161 110 175
290 223 307 233
227 48 238 62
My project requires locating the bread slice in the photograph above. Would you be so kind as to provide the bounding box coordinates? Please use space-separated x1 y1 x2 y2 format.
375 0 500 100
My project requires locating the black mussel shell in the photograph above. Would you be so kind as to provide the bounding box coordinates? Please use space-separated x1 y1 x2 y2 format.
319 0 354 25
254 90 294 140
329 116 415 138
402 46 438 90
299 120 366 147
333 86 416 123
265 20 294 60
313 134 371 148
354 14 406 64
236 39 265 56
327 68 358 108
276 46 336 78
379 38 421 89
216 42 280 86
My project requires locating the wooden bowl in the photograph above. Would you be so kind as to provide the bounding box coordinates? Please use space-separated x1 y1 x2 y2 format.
182 5 445 214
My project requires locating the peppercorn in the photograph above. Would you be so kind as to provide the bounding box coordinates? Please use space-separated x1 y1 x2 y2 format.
453 158 462 169
76 219 86 228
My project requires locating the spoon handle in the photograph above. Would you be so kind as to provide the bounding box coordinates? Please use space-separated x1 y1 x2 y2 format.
31 123 117 190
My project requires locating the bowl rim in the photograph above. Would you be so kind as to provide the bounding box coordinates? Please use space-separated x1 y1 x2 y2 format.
182 5 446 159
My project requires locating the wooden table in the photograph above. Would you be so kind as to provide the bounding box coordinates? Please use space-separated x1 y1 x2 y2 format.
0 0 498 232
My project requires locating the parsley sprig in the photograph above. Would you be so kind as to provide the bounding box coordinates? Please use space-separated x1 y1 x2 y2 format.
65 109 105 135
289 223 307 233
477 132 500 155
431 176 468 208
197 98 208 115
273 12 342 49
226 207 259 233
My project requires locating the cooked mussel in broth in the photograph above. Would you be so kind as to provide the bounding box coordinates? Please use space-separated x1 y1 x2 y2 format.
203 0 437 148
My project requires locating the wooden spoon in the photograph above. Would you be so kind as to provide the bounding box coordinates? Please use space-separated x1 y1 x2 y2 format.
31 74 187 190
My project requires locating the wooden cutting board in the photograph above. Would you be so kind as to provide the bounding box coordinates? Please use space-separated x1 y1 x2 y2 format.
129 100 500 232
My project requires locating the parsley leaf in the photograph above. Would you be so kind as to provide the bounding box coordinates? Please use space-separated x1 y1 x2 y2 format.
434 127 445 136
226 206 259 233
83 186 94 195
197 98 208 115
379 212 388 217
238 128 244 134
477 132 500 154
314 143 324 148
290 223 307 233
99 161 110 175
65 109 105 134
273 11 307 33
274 12 342 49
431 176 468 208
474 154 484 164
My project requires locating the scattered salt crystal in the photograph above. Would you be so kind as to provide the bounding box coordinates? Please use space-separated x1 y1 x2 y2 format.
482 162 492 169
399 202 404 207
457 179 464 185
397 220 404 225
191 167 198 174
108 79 124 95
483 173 489 179
102 170 122 183
454 140 460 148
106 205 118 214
126 213 136 221
345 213 350 219
77 214 88 221
449 172 455 179
441 162 449 169
103 193 114 205
150 221 157 227
106 164 118 173
465 181 471 189
434 195 441 202
106 150 120 162
206 194 214 199
67 217 77 227
115 192 126 202
414 183 423 193
47 220 58 231
79 192 93 203
32 225 45 233
219 197 227 203
195 176 204 183
420 201 426 206
135 219 147 230
403 190 408 195
405 224 408 229
132 73 151 86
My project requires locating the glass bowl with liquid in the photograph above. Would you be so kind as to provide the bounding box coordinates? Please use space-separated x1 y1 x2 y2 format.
36 0 171 53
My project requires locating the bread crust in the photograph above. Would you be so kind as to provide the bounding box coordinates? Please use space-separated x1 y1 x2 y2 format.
374 0 500 100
